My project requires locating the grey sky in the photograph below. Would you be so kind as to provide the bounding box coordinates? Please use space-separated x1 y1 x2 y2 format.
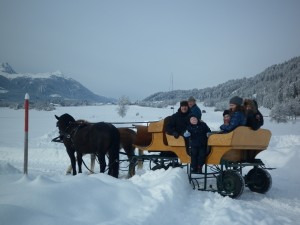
1 0 300 101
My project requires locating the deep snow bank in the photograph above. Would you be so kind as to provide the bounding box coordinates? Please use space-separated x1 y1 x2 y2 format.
0 167 191 225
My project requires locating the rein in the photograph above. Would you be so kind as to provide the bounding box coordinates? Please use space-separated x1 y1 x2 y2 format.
81 158 95 174
81 153 131 174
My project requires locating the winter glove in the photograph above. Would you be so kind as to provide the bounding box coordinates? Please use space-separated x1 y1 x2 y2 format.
173 131 179 139
183 130 191 138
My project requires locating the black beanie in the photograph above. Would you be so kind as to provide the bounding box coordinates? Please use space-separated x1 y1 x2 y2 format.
223 110 230 116
180 101 188 107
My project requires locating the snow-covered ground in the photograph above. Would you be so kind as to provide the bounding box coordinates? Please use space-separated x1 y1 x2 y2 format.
1 103 300 225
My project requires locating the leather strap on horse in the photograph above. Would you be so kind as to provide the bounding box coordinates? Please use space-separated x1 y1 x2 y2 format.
81 158 95 174
51 136 64 143
81 154 134 174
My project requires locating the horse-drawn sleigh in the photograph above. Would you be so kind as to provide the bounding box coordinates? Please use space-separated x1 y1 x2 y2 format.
54 114 273 199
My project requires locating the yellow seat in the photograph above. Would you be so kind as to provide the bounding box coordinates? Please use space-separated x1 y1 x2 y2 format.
207 126 272 164
134 121 272 166
134 119 191 163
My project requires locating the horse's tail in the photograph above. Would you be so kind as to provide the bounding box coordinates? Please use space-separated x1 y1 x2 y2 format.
108 125 120 178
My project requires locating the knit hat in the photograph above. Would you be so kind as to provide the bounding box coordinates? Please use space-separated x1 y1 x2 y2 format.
229 96 243 106
223 110 230 116
189 113 197 119
188 96 196 102
180 101 189 107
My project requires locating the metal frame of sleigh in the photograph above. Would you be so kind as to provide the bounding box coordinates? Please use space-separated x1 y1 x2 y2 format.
133 118 273 199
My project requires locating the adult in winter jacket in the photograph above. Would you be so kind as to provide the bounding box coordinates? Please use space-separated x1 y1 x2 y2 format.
188 96 202 120
244 99 264 130
166 101 191 155
184 116 211 173
220 96 246 133
166 100 191 138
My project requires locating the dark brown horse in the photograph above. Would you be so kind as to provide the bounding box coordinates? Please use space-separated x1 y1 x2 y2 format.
86 127 137 178
55 113 120 178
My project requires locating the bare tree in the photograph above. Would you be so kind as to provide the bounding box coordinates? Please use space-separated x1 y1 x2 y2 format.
117 95 130 117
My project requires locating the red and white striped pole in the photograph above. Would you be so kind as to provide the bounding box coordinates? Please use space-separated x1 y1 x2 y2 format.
24 93 29 174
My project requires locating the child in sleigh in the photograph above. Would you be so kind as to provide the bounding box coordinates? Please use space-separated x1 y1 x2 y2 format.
184 115 211 174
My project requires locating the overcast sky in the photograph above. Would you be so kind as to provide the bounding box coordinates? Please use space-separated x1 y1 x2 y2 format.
1 0 300 100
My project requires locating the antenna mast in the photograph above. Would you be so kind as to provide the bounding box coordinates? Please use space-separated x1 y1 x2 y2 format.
169 73 173 92
169 73 175 113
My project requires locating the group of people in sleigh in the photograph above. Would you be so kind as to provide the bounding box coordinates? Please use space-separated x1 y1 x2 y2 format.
165 96 264 174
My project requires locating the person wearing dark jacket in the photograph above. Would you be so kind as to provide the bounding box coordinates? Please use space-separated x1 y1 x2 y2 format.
220 96 246 133
244 99 264 130
188 96 202 120
184 115 211 173
166 101 191 155
166 101 191 138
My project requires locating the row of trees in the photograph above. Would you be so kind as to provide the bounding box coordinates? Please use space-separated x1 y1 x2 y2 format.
140 56 300 121
270 98 300 122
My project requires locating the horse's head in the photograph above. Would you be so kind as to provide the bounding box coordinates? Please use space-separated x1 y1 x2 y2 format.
55 113 76 132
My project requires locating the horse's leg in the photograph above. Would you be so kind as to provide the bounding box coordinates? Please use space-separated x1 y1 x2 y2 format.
66 164 72 175
90 153 96 173
126 147 136 178
137 149 144 170
67 148 77 175
66 156 79 174
108 144 120 178
77 152 83 173
98 153 106 173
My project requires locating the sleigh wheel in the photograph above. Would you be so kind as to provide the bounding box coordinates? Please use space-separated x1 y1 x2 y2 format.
245 168 272 193
217 170 245 199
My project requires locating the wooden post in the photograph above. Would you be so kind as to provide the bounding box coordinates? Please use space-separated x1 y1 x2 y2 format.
23 93 29 174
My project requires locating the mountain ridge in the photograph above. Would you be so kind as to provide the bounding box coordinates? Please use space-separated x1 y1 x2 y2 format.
0 63 115 108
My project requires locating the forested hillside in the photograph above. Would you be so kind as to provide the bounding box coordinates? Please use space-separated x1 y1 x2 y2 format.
141 56 300 120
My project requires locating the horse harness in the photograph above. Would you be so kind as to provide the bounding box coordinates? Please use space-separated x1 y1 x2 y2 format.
57 121 87 146
53 119 125 174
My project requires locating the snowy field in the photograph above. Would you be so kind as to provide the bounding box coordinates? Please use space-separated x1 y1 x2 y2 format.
0 103 300 225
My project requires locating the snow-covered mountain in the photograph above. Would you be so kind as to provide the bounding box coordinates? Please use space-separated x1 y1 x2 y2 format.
1 62 16 74
0 63 115 107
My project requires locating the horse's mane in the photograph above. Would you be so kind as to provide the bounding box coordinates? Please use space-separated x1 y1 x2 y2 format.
76 119 90 125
